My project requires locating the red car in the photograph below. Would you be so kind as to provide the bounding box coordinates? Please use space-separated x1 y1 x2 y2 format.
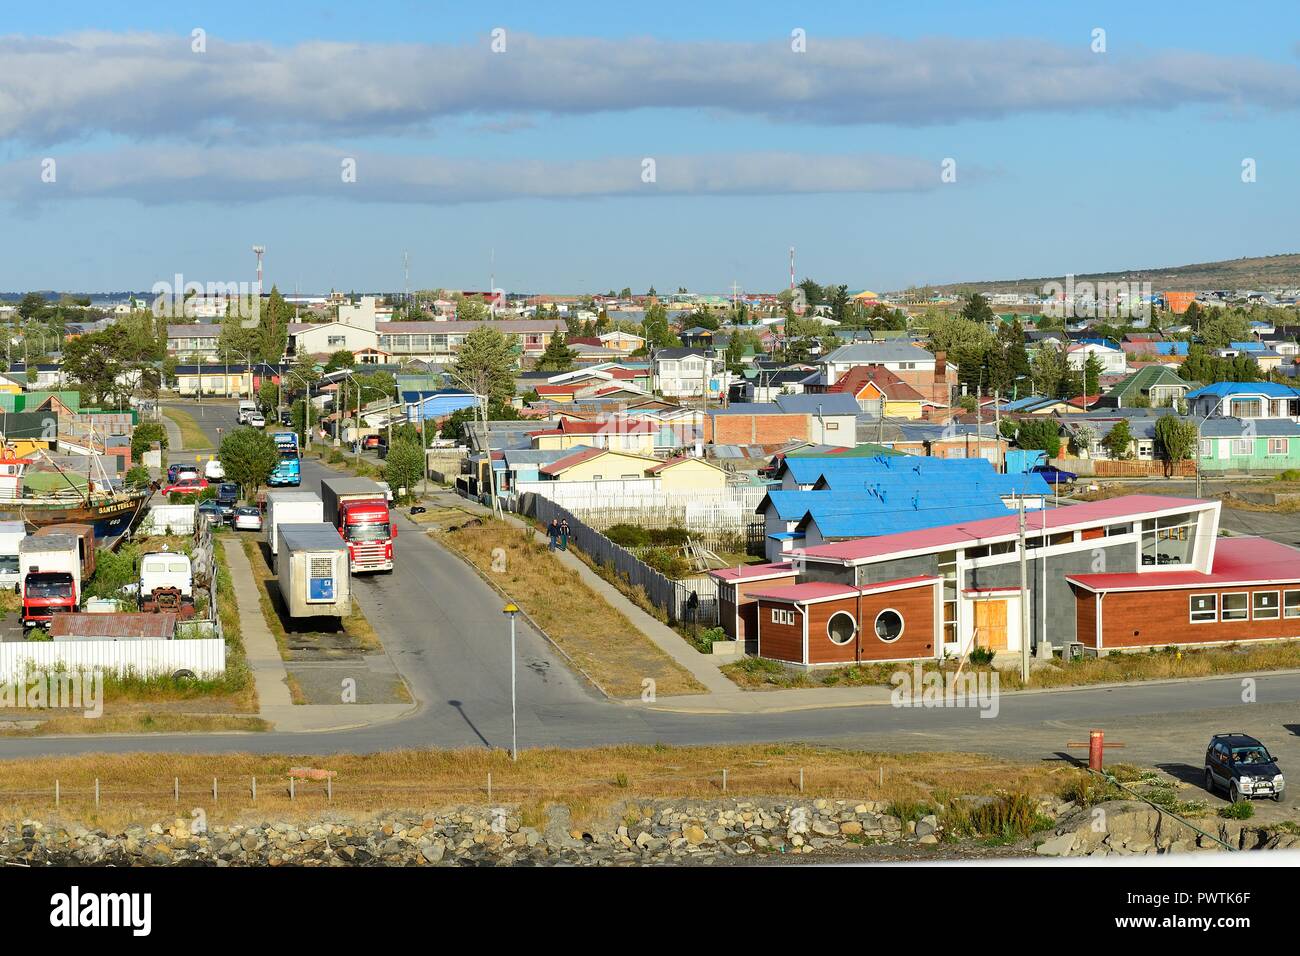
164 476 209 496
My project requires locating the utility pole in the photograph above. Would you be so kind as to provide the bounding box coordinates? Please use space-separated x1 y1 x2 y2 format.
1018 495 1030 684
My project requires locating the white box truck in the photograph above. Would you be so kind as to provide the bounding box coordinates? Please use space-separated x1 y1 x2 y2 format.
277 523 350 619
19 533 81 628
265 490 325 567
0 520 27 589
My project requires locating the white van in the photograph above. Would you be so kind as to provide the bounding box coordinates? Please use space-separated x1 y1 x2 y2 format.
237 400 258 424
204 458 225 480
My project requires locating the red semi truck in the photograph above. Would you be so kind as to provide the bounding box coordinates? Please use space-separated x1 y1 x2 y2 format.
18 533 82 627
320 477 395 573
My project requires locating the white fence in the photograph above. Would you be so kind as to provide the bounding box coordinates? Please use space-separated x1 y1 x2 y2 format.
0 639 227 681
511 479 767 535
138 504 197 536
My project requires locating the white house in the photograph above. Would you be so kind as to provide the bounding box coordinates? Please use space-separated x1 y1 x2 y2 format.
653 347 726 399
1066 342 1128 375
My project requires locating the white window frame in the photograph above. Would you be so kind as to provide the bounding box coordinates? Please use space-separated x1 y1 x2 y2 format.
1285 589 1300 619
827 611 857 646
1268 438 1289 456
873 608 905 644
1222 592 1249 622
1231 439 1253 456
1189 593 1217 624
1253 590 1280 621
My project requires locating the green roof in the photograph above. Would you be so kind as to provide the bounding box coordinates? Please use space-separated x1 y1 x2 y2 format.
0 390 83 413
1104 366 1197 402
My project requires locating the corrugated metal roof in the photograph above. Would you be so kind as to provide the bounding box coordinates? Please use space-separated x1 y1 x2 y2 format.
51 612 178 640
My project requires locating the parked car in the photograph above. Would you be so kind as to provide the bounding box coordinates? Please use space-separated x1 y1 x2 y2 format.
1029 464 1078 486
163 476 209 496
362 434 385 450
279 411 293 426
204 458 226 481
1204 733 1284 802
376 480 394 503
197 499 225 522
233 506 263 531
216 482 240 520
248 413 266 428
166 463 197 484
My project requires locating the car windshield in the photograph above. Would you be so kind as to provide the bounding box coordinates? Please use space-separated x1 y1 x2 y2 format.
1233 746 1272 764
237 507 258 516
220 484 238 496
346 522 390 542
26 573 73 598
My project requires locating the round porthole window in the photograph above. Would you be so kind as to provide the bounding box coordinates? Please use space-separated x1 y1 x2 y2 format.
827 611 857 645
874 609 904 643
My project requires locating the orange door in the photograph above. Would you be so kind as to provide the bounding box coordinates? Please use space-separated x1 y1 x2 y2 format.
974 600 1008 650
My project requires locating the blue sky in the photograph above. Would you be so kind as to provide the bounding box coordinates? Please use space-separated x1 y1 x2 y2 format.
2 2 1298 295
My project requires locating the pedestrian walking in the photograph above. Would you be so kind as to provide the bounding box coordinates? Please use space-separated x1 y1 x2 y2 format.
559 518 570 551
547 518 561 551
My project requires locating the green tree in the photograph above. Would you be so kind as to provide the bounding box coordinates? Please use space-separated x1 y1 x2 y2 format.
1082 353 1104 397
219 427 280 495
535 332 577 372
959 292 996 327
258 379 280 412
1102 419 1134 460
383 438 425 502
1015 418 1061 458
450 326 518 405
640 302 680 349
257 285 291 365
1154 415 1198 476
325 350 355 372
130 422 168 462
439 400 522 442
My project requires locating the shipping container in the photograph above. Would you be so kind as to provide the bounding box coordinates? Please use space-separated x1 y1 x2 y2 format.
265 490 325 561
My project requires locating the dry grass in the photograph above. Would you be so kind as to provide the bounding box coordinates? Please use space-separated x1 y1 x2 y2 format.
0 744 1079 829
724 640 1300 691
161 407 213 450
284 673 308 705
440 520 705 698
1 713 268 737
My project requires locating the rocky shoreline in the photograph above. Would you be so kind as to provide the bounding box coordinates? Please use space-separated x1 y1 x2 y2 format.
0 797 1294 865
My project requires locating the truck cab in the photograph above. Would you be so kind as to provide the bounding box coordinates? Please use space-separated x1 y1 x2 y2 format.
138 549 194 614
269 457 301 487
22 571 77 627
338 499 395 572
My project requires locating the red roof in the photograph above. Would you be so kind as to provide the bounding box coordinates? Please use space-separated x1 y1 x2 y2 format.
751 575 939 604
799 495 1211 564
539 447 612 475
1068 537 1300 592
710 562 795 582
829 365 925 402
1067 394 1103 409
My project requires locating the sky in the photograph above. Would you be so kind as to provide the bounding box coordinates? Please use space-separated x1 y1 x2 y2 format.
2 1 1299 295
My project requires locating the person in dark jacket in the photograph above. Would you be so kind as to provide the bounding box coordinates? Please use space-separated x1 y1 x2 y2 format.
558 518 571 551
547 518 561 551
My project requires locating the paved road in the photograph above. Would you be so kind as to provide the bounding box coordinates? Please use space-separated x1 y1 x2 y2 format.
10 403 1297 815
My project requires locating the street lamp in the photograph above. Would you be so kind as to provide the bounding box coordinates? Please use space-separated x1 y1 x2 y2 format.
503 602 519 761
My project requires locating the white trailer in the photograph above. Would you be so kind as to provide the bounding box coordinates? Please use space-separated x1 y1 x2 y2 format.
0 520 27 588
276 523 350 619
265 490 325 564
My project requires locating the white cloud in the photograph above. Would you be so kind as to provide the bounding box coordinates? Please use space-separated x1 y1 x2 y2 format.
0 147 954 204
0 31 1297 144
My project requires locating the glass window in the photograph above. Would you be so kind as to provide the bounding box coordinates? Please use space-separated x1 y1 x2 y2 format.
1269 438 1289 456
1253 591 1280 620
1189 593 1217 623
1285 590 1300 619
1222 592 1249 621
1140 512 1194 567
827 611 856 645
874 609 904 643
1232 439 1253 456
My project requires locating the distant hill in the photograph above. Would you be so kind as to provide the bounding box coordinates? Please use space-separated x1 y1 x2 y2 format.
914 253 1300 296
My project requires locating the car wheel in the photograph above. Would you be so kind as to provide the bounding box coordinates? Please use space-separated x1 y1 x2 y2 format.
1204 768 1216 794
1229 782 1241 803
1274 793 1283 802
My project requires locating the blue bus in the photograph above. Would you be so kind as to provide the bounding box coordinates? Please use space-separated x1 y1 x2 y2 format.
269 431 302 486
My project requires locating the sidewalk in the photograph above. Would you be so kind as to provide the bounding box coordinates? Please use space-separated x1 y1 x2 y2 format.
223 536 415 732
424 488 737 696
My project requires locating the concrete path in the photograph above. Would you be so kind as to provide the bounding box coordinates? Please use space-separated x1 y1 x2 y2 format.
222 533 417 732
159 412 184 451
425 487 737 696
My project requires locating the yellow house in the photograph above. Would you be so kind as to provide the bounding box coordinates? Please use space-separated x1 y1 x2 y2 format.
829 367 927 420
645 455 728 492
539 448 660 482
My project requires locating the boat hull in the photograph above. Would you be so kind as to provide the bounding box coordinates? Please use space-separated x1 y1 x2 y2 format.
0 492 150 547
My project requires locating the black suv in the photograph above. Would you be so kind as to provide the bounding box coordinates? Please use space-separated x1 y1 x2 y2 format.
1204 733 1284 802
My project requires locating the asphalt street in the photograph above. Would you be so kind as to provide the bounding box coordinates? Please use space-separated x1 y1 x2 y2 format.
5 400 1298 816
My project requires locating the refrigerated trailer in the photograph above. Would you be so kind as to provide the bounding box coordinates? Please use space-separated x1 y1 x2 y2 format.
277 522 350 619
265 490 325 566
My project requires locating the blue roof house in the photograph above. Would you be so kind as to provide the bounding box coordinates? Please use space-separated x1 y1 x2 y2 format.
1186 382 1300 421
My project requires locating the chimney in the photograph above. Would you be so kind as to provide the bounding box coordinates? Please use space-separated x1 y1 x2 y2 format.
934 350 947 380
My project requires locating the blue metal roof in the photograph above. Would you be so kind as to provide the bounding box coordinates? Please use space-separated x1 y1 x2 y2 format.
780 454 1008 488
1187 381 1300 399
806 502 1014 539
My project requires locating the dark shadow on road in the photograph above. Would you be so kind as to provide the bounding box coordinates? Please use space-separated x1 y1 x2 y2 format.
1155 762 1207 790
448 700 492 748
1050 751 1085 768
1283 724 1300 737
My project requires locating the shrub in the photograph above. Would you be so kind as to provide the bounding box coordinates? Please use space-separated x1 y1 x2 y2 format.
125 465 152 488
885 799 934 823
1219 799 1255 820
968 646 995 666
642 547 691 579
605 524 650 548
